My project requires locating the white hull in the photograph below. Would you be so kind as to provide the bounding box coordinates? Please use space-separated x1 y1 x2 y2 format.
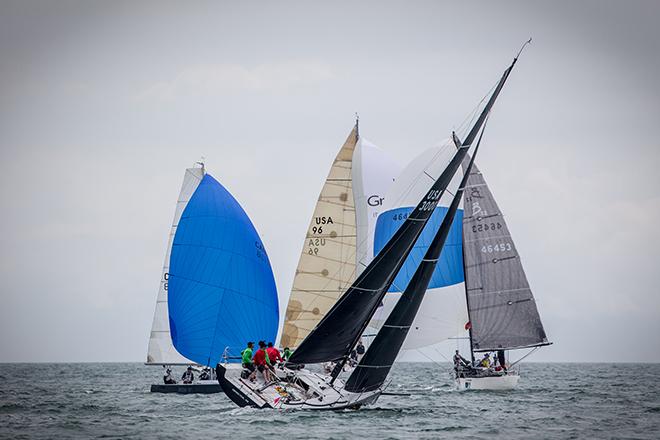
216 364 381 410
455 373 519 391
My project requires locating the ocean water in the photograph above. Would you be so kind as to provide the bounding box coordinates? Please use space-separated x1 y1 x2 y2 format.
1 362 658 439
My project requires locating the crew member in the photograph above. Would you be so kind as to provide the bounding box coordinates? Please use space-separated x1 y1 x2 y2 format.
181 366 194 384
479 353 491 369
266 342 283 366
356 339 366 361
453 350 470 371
253 341 273 383
163 368 176 384
241 341 256 381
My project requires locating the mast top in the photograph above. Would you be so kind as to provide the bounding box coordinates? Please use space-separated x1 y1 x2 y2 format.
196 157 206 175
514 38 532 61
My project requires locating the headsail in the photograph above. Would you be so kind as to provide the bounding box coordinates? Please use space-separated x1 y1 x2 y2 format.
281 128 399 349
461 160 549 351
370 145 468 350
146 167 203 365
345 130 483 393
168 174 279 366
281 127 358 350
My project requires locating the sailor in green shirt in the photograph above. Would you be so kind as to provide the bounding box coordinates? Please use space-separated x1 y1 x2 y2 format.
282 347 292 362
241 341 256 381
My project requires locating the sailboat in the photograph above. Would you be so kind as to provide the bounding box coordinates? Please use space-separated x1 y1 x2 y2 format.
147 163 280 393
281 123 401 350
452 137 551 390
215 49 518 408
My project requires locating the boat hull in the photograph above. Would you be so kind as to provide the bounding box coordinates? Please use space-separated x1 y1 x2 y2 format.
150 380 221 394
455 373 519 391
216 364 380 410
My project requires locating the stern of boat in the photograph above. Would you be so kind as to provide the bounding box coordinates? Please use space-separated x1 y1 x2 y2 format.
455 373 520 391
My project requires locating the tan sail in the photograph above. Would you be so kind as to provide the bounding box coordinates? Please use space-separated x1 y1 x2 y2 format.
281 127 358 349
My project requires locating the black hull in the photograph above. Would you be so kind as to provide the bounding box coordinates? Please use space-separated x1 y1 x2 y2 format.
150 383 221 394
215 364 271 408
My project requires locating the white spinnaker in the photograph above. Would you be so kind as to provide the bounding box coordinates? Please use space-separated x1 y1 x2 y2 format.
371 143 469 350
146 167 204 365
352 137 401 275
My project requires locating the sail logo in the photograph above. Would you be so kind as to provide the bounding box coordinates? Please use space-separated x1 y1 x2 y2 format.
468 187 485 217
367 195 384 206
255 241 267 262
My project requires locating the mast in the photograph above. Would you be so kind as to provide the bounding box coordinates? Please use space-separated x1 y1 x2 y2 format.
344 126 485 394
453 130 476 365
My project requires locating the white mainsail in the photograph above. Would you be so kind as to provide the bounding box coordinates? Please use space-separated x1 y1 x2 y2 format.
146 166 204 365
281 127 400 349
371 143 469 350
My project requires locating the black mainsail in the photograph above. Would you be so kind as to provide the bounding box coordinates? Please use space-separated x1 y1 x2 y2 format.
461 160 549 352
344 127 485 393
288 56 521 373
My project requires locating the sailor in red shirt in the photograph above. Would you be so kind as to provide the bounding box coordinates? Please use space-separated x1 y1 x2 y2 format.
252 341 273 382
266 342 283 365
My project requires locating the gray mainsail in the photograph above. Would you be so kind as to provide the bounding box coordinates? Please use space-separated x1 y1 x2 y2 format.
461 161 549 352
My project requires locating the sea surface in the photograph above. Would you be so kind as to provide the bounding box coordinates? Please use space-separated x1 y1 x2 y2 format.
1 362 658 439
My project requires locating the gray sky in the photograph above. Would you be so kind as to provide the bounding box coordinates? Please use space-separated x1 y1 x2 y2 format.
1 1 658 363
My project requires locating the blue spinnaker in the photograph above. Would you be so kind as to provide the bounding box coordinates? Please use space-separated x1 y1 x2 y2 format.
374 207 464 292
168 174 279 366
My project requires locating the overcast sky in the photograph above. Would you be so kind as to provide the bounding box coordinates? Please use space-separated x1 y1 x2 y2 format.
1 1 658 363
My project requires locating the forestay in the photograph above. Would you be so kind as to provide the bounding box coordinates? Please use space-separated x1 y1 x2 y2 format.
146 167 203 365
462 161 549 351
168 174 279 366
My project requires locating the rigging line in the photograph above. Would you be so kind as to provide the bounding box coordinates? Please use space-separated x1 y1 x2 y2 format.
509 346 539 367
415 348 450 374
453 80 499 137
388 142 454 209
